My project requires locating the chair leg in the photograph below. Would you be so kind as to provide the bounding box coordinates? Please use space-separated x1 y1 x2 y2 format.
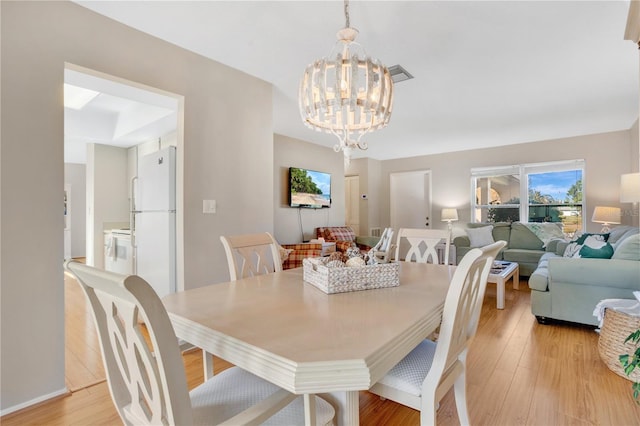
420 389 438 426
453 373 470 426
203 351 214 380
420 402 437 426
303 394 317 426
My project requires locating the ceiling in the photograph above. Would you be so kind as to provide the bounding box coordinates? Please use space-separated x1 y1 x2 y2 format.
64 68 178 163
72 0 639 161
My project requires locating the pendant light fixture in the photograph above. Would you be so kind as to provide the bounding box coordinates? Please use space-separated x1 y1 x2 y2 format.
299 0 394 162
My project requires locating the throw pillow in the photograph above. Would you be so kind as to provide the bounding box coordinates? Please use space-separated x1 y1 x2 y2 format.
577 235 614 259
573 232 610 245
563 242 582 257
612 234 640 261
324 227 356 242
277 245 293 264
466 225 495 248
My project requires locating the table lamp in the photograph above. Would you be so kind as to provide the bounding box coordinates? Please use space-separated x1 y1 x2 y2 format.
591 206 621 233
441 208 459 233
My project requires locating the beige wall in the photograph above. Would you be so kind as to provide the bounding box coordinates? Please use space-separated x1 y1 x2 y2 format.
375 129 636 235
1 1 273 412
345 157 383 235
273 134 345 244
631 118 639 172
86 143 130 269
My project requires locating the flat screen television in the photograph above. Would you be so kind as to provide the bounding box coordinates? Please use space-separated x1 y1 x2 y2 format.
289 167 331 208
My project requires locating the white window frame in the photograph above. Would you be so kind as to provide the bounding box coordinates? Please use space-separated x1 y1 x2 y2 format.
471 159 585 229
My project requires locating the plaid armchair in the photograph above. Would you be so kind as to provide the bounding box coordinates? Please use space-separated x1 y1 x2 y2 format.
315 226 374 252
280 242 322 270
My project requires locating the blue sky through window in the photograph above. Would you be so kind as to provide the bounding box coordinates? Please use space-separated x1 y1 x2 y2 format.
528 170 582 201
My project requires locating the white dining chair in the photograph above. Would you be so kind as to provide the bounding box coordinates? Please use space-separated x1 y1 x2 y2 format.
220 232 282 281
395 228 451 265
369 240 507 425
370 227 395 263
202 232 285 381
64 260 335 426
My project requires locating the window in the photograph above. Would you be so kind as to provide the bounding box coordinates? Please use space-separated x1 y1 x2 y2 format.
471 160 584 235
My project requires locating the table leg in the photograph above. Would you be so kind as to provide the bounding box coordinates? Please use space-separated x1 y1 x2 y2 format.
203 351 214 379
497 277 505 310
513 267 520 290
321 391 359 426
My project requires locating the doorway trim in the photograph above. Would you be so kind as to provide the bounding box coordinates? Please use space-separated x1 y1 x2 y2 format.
64 62 185 293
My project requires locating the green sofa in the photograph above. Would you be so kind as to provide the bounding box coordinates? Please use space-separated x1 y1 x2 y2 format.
528 226 640 326
453 222 555 276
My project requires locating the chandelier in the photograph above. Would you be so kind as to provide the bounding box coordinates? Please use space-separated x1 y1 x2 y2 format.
299 0 394 161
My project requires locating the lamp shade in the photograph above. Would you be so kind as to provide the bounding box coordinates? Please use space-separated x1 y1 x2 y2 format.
591 206 621 225
441 208 459 222
620 173 640 203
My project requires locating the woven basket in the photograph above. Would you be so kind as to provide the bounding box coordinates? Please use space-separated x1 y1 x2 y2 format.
303 259 399 294
598 308 640 382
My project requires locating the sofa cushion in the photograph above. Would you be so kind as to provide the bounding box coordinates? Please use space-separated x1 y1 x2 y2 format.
509 223 544 250
554 240 570 255
491 222 512 243
612 234 640 261
322 227 356 242
467 222 511 244
608 226 639 245
563 242 582 257
522 223 564 248
466 225 495 248
577 235 614 259
502 248 546 265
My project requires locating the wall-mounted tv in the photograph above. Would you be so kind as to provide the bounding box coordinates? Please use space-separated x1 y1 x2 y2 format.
289 167 331 208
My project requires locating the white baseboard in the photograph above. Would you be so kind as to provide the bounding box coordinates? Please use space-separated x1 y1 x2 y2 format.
0 387 68 417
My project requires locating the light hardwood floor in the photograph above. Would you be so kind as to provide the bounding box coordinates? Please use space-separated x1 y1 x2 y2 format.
63 270 105 392
3 274 640 425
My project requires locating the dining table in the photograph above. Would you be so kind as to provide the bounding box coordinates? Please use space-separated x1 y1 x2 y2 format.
162 261 453 425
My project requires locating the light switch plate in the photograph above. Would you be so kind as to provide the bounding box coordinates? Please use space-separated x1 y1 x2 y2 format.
203 199 216 214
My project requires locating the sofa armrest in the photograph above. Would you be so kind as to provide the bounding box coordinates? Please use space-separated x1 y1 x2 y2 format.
453 235 470 248
356 236 380 251
281 243 322 251
545 238 566 253
548 257 640 290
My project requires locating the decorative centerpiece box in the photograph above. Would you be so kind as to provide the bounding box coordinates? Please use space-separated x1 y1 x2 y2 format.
303 258 400 294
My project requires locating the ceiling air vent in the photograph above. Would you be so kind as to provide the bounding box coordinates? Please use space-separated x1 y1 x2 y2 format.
388 65 414 83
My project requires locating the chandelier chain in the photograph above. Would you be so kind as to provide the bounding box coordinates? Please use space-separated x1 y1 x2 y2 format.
344 0 350 28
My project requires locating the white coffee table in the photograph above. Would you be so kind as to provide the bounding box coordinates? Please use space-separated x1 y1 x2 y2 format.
487 261 519 309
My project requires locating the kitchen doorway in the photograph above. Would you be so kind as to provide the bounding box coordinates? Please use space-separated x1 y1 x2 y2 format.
63 63 185 391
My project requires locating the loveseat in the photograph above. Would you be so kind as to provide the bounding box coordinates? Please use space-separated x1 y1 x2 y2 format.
528 226 640 326
453 222 563 276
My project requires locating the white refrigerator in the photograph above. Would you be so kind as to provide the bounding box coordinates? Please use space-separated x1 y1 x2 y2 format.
132 146 176 299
